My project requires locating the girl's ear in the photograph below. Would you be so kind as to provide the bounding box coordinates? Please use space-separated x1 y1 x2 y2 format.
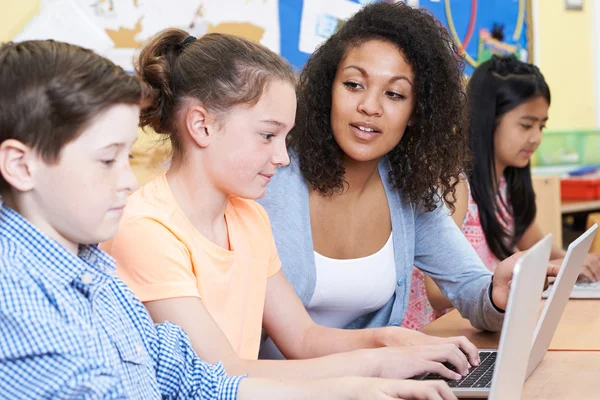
184 105 216 148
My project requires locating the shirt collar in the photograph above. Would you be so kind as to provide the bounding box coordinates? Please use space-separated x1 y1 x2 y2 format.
0 202 116 287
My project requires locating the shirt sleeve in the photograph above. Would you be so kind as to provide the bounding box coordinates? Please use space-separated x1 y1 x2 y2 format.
413 201 504 331
254 203 282 278
0 276 126 399
142 317 244 399
110 217 200 302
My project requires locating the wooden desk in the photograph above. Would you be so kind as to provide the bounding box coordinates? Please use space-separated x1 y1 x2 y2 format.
421 300 600 350
561 199 600 214
420 301 600 399
520 352 600 400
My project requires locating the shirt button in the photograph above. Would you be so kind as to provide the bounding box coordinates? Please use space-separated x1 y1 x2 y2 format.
80 272 94 285
397 277 405 286
136 344 144 357
391 322 401 327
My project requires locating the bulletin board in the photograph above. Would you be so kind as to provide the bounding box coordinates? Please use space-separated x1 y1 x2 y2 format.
11 1 533 77
279 0 534 76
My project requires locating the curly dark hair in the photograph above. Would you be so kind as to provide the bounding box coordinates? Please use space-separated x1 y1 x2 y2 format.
288 2 469 212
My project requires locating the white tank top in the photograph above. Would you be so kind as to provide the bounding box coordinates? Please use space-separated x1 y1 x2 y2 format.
259 233 396 360
307 233 396 328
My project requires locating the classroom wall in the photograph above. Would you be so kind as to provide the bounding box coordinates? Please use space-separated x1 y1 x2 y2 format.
0 0 39 42
1 1 597 130
594 1 600 128
534 0 597 130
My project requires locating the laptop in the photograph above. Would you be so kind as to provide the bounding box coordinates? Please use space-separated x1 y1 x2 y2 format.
542 266 600 299
418 234 552 398
566 280 600 299
527 224 598 377
418 226 598 398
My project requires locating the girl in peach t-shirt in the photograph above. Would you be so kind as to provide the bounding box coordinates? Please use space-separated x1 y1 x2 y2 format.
111 20 480 388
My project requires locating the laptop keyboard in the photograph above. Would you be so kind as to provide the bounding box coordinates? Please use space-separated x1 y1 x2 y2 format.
574 280 600 290
418 351 496 389
543 279 600 298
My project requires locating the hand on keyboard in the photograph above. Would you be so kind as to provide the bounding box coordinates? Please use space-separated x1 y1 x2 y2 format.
575 279 600 289
349 378 457 400
372 343 471 381
579 253 600 282
384 329 480 367
419 351 496 389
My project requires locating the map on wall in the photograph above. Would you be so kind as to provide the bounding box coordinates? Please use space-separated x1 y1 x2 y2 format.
12 0 529 76
15 0 281 72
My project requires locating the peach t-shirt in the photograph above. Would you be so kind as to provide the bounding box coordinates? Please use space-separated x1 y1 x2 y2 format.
110 174 281 360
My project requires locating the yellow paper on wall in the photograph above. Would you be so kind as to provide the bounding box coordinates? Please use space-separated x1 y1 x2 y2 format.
0 0 40 42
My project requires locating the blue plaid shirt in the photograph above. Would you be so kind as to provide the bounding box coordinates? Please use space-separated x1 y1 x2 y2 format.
0 203 244 399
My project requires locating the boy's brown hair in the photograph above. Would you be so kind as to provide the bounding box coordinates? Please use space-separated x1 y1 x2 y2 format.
0 40 151 191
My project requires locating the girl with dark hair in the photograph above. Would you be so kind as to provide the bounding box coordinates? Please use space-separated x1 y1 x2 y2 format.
425 55 600 311
258 2 559 352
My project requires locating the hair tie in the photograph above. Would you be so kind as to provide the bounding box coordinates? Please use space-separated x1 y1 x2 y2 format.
177 36 196 53
182 36 196 46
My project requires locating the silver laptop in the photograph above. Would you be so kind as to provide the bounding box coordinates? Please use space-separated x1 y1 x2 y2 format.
527 224 598 377
418 234 552 398
418 227 598 398
567 280 600 299
542 264 600 299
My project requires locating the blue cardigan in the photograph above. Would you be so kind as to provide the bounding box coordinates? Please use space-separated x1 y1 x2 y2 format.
258 155 504 332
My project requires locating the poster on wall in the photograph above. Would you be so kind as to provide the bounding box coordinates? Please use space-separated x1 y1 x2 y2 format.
14 0 282 72
279 0 530 76
11 0 530 76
